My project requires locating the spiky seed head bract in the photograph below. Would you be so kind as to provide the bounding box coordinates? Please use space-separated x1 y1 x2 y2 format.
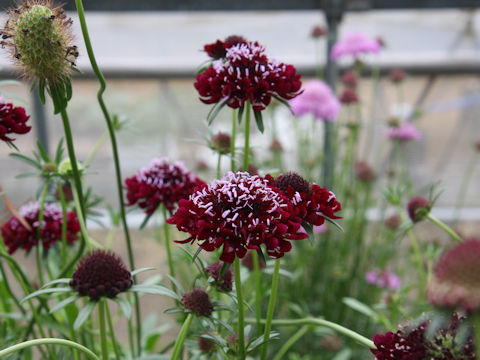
1 0 78 86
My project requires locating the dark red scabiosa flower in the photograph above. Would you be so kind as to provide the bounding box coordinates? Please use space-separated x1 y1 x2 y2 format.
354 161 376 183
407 197 431 223
205 262 233 291
311 25 327 38
389 68 407 83
167 171 307 263
125 157 205 215
0 102 31 142
182 288 213 316
203 35 246 60
475 140 480 152
267 172 342 227
384 214 401 230
241 251 265 271
198 333 217 353
1 201 80 254
339 88 359 105
195 41 302 112
371 314 475 359
340 70 358 88
427 238 480 312
70 250 133 300
210 132 231 155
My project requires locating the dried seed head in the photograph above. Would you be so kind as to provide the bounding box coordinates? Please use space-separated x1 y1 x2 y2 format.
2 1 78 85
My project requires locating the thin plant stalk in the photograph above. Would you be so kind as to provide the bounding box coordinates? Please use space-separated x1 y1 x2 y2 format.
260 258 281 360
252 251 262 334
216 153 222 179
234 257 246 359
231 109 237 170
105 301 121 360
273 325 309 360
84 131 109 168
242 103 251 172
35 183 48 285
73 2 141 353
426 213 462 243
57 183 68 260
0 338 100 360
245 317 375 349
72 186 92 252
98 299 109 360
171 313 193 360
162 205 176 291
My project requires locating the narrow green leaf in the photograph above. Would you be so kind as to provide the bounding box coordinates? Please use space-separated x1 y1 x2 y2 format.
219 262 231 278
302 221 315 245
21 287 72 303
342 297 377 319
49 295 79 314
324 216 344 232
163 307 183 315
38 80 46 105
54 138 64 164
192 247 202 263
41 278 72 288
247 332 280 351
65 80 73 102
273 95 295 115
253 110 264 133
15 172 40 179
139 212 154 230
9 153 41 169
129 285 180 301
114 296 132 319
207 96 229 125
131 267 156 277
237 104 245 124
166 275 184 295
73 301 96 330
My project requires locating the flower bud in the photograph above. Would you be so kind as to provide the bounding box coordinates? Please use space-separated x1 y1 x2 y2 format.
407 197 431 223
182 288 213 317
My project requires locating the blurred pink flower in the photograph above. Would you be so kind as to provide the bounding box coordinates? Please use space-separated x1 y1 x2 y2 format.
331 32 381 60
387 122 422 142
313 223 327 234
365 269 401 290
289 80 340 122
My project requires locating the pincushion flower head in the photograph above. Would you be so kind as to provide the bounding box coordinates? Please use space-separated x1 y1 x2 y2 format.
331 32 381 60
125 157 205 215
427 238 480 312
1 1 78 88
340 70 358 88
267 172 342 227
203 35 246 60
387 122 422 142
167 171 307 263
289 80 340 122
1 201 80 254
339 88 359 105
182 288 213 316
194 40 302 117
407 196 431 223
0 100 31 143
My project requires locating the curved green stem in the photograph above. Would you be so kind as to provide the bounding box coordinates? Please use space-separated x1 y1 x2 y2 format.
162 206 176 292
98 299 108 360
171 313 193 360
216 153 222 179
427 213 462 243
74 2 141 354
59 108 86 278
234 257 246 359
231 109 237 171
0 338 99 360
35 183 48 285
84 131 109 168
105 300 121 360
260 258 281 360
57 182 68 260
243 103 251 172
245 317 375 349
252 251 262 334
273 325 309 360
72 185 93 252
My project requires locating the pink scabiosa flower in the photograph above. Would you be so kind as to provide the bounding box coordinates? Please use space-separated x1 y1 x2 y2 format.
182 288 213 317
0 101 31 142
389 69 407 83
1 201 80 254
365 269 401 290
387 122 422 142
125 157 205 215
339 88 359 105
70 250 133 300
205 262 234 291
167 171 307 263
267 172 342 227
340 70 358 88
195 40 302 113
331 32 381 60
427 238 480 312
289 80 340 122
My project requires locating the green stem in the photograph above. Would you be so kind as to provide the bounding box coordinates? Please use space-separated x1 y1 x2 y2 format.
427 213 462 243
74 2 141 354
0 338 99 360
35 183 48 285
105 300 121 360
231 109 237 171
243 103 251 172
84 131 109 168
245 317 375 349
252 251 262 335
216 153 222 179
72 185 92 252
59 108 86 278
57 183 68 260
98 299 108 360
171 313 193 360
260 258 281 360
162 206 176 292
272 325 309 360
234 257 246 359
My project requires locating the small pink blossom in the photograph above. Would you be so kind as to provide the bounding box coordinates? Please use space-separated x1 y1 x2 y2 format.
365 269 401 290
331 32 381 60
313 223 327 234
289 80 340 122
387 122 422 142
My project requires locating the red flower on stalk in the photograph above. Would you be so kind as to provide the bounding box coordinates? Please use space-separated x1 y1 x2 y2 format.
266 172 342 227
195 41 302 111
125 157 204 215
203 35 246 59
167 171 307 263
1 201 80 254
0 102 31 142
